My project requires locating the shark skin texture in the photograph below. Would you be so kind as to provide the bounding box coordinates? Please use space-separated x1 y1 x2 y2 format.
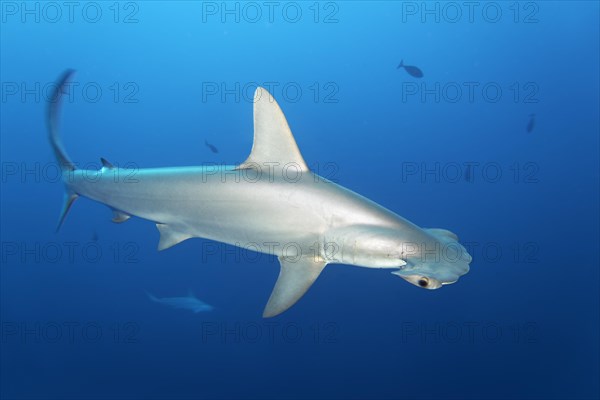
48 70 471 318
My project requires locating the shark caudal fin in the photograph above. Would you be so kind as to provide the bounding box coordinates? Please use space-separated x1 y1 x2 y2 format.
48 69 76 172
48 70 78 231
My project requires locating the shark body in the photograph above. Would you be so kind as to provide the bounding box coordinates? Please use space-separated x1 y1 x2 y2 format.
49 70 471 317
147 292 214 313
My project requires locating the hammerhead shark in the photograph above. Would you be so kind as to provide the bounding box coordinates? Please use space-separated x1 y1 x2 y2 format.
49 70 471 317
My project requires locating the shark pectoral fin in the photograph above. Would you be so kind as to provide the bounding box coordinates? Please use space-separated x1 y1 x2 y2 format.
263 256 327 318
111 209 131 223
237 87 308 172
156 224 193 251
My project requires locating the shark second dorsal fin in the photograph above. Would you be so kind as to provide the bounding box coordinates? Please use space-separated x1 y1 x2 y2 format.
100 157 115 169
237 87 308 172
263 255 327 318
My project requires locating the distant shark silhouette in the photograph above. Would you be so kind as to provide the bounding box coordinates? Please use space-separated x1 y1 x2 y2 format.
147 291 214 313
48 70 471 317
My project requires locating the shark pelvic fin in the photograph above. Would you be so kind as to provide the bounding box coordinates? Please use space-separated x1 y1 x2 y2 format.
263 256 327 318
56 190 78 232
111 209 131 223
156 224 193 251
237 87 308 172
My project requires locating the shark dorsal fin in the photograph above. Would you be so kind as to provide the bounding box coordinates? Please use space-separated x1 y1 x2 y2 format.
237 87 308 172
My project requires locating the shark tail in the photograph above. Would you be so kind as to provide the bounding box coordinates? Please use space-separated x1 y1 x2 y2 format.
397 59 404 69
48 69 79 232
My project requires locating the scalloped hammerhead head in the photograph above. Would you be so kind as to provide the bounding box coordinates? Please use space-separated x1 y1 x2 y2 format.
48 70 471 317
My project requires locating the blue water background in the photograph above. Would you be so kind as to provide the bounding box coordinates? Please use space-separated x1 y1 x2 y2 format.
1 2 599 399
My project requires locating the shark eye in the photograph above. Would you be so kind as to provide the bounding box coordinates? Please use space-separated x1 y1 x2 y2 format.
418 278 429 287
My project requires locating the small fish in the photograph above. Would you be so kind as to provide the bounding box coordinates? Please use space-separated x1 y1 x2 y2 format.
147 291 214 313
91 230 99 242
205 140 219 153
526 113 535 133
397 59 424 78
